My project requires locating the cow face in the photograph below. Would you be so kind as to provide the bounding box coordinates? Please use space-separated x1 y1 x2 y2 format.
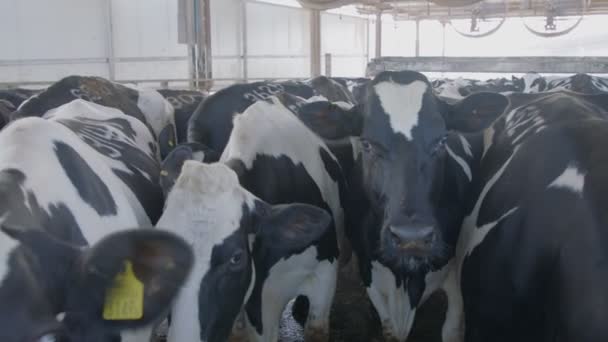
158 162 330 342
360 71 452 273
0 227 193 342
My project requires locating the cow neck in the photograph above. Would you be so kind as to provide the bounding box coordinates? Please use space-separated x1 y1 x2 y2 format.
441 131 485 247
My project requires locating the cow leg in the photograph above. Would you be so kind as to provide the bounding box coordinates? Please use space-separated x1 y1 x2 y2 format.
441 269 464 342
302 260 338 342
366 262 417 342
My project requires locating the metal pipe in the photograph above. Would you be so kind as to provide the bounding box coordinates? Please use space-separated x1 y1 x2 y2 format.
325 53 332 76
241 0 248 82
310 9 322 77
415 19 420 57
105 0 116 81
375 12 382 58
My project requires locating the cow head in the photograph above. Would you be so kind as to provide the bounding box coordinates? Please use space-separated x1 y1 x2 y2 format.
0 226 193 342
360 71 452 273
357 71 508 273
158 162 331 342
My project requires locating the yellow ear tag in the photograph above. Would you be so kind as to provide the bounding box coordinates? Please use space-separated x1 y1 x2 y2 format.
168 139 174 147
103 261 144 320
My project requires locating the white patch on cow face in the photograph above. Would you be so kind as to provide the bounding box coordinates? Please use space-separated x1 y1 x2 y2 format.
445 145 472 182
367 261 417 340
374 80 427 140
248 248 337 342
548 164 585 194
159 161 256 342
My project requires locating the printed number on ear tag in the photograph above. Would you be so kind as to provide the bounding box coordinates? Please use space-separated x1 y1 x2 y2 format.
103 261 144 320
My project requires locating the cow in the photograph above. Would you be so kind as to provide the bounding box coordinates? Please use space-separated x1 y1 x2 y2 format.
12 76 177 159
297 70 510 341
0 99 193 342
159 95 349 342
546 73 608 94
187 80 315 154
307 76 356 104
157 89 207 144
0 88 40 127
0 87 40 113
449 89 608 342
432 77 519 103
331 77 370 105
511 72 548 93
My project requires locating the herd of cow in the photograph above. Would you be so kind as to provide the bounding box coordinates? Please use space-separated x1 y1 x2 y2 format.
0 70 607 342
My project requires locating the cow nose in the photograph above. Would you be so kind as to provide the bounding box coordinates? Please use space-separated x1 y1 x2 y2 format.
389 225 435 248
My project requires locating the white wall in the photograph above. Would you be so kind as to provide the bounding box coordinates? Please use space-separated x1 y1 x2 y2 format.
321 12 369 77
0 0 189 85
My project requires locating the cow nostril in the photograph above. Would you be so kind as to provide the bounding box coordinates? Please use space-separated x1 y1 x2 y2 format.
389 225 435 247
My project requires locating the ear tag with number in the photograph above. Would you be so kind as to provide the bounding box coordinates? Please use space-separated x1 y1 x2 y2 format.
103 261 144 320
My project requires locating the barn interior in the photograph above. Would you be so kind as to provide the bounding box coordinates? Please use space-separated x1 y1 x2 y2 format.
1 1 608 342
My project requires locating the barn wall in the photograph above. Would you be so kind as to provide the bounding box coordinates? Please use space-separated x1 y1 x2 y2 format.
0 0 370 87
321 12 369 77
0 0 189 86
0 0 110 83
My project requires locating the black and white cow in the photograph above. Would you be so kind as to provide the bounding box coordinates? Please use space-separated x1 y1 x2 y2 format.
187 80 315 155
160 96 349 342
157 89 207 144
449 89 608 342
0 88 40 113
432 77 519 103
0 88 40 128
331 77 370 105
307 76 356 104
0 99 193 342
299 71 511 341
334 70 608 341
511 72 548 93
12 76 177 159
546 73 608 94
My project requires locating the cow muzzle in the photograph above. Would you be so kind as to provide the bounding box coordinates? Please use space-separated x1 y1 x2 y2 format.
387 224 436 256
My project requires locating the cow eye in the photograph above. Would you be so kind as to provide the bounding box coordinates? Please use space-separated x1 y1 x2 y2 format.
229 250 244 267
360 139 373 153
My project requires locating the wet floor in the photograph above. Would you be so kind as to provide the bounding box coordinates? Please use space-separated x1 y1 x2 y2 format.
156 257 447 342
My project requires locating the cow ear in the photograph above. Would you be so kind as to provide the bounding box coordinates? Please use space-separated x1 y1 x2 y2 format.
443 92 509 132
257 204 331 254
296 101 363 139
76 229 193 331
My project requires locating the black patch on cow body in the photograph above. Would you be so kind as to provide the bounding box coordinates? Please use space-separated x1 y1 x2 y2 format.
0 169 87 246
57 117 163 224
53 141 117 216
234 154 338 262
229 154 338 335
460 94 608 341
187 81 315 154
157 89 206 143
